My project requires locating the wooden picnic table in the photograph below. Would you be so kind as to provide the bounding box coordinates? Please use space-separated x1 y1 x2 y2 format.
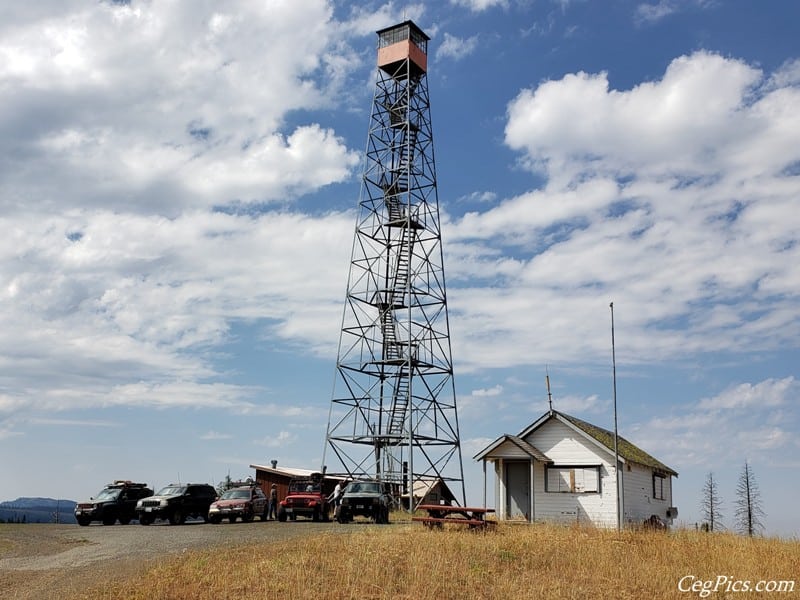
412 504 496 529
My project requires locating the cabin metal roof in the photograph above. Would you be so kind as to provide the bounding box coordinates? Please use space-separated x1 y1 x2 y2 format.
554 411 678 476
476 410 678 477
473 433 552 463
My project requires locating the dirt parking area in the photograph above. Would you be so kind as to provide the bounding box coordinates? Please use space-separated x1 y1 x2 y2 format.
0 520 340 599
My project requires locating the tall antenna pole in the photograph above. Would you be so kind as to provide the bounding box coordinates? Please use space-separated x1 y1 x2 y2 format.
610 301 622 531
545 366 553 414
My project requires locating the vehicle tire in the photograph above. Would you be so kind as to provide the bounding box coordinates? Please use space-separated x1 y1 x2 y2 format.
312 507 320 522
102 515 116 526
277 508 287 522
209 516 221 524
169 509 185 525
243 511 254 523
139 515 153 525
228 515 237 524
118 516 131 525
77 516 91 527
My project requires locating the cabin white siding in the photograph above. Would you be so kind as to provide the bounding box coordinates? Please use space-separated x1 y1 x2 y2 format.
622 462 674 524
493 439 534 459
475 412 677 529
526 419 619 528
529 419 606 462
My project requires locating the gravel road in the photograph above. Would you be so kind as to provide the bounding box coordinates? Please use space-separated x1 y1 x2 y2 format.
0 520 346 599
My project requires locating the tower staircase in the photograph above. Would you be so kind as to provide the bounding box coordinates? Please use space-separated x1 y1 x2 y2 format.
381 77 420 437
324 21 465 507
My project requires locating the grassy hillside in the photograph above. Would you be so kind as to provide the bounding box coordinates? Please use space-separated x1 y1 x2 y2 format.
80 521 798 600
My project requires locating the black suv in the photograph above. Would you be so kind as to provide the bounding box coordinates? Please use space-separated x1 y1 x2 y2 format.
337 480 393 524
136 483 217 525
75 480 153 526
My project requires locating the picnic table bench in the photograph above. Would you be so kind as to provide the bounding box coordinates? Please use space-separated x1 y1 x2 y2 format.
412 504 496 530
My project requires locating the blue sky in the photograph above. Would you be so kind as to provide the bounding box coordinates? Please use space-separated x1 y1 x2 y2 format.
1 0 798 536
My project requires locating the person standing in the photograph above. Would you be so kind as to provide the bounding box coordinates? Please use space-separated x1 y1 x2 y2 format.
329 480 345 519
267 484 278 520
330 481 343 506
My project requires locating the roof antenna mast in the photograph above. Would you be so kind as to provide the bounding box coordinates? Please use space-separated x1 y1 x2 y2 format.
545 366 554 414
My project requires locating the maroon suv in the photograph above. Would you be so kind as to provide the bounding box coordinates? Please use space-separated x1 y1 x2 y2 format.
208 484 268 523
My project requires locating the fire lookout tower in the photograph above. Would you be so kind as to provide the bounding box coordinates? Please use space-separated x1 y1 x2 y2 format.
323 21 466 508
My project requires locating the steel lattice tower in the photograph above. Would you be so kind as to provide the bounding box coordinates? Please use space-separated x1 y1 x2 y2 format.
323 21 465 508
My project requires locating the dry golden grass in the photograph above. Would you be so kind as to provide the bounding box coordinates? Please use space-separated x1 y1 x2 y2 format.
75 520 798 600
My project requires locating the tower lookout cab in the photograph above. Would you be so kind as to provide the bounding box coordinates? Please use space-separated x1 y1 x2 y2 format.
377 21 429 76
323 21 466 509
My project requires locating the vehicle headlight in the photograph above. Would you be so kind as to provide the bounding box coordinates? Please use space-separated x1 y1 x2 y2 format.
136 500 143 508
160 499 168 507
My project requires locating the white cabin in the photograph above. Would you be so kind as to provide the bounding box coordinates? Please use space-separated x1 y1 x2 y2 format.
474 410 678 528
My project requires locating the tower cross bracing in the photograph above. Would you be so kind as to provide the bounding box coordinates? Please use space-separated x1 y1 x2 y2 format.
323 21 466 508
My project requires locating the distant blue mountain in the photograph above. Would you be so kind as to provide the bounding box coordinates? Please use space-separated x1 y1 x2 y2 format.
0 497 77 524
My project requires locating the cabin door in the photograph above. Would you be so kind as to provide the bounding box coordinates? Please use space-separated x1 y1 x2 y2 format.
505 461 530 520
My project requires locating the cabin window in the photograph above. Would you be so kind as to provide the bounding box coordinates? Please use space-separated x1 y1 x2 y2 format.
545 466 600 493
653 474 667 500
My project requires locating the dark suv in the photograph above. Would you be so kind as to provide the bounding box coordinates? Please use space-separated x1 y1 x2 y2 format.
75 480 153 526
136 483 217 525
337 480 393 524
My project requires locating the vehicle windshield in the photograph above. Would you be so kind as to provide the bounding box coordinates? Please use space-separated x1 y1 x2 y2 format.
155 486 186 496
94 488 121 501
347 482 381 494
221 489 251 499
289 481 320 493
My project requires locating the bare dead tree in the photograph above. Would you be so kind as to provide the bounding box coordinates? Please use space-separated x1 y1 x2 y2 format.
734 461 766 536
700 471 724 531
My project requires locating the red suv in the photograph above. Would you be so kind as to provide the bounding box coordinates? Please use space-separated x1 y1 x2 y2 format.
277 475 331 522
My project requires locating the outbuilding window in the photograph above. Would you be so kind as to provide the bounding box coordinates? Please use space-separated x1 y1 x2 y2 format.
653 473 667 500
545 466 600 493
